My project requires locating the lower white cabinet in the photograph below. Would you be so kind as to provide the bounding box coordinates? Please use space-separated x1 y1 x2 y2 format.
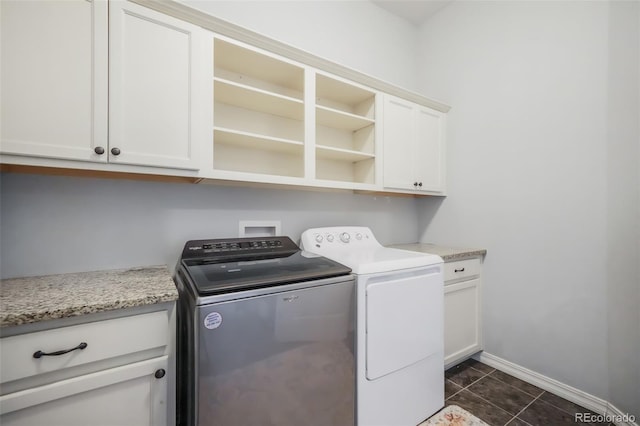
0 307 174 426
444 257 482 367
0 357 167 426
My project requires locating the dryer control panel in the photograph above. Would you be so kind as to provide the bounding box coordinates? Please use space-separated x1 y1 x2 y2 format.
301 226 380 250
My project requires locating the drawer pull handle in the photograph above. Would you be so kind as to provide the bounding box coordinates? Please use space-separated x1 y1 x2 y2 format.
454 268 465 273
33 342 88 359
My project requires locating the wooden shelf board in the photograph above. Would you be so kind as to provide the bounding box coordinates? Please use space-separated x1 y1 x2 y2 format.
214 78 304 120
214 127 303 154
316 105 374 131
316 74 375 105
315 145 375 162
214 38 304 92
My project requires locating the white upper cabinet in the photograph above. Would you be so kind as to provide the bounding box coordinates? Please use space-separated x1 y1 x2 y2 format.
383 95 446 194
0 0 108 161
1 0 447 194
109 0 209 170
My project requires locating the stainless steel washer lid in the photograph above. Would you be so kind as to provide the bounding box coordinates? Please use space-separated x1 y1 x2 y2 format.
179 236 352 295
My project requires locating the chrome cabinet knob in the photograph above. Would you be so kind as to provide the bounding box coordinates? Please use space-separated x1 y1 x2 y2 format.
94 146 105 155
110 147 121 156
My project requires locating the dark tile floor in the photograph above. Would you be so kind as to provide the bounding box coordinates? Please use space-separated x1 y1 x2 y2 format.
444 359 612 426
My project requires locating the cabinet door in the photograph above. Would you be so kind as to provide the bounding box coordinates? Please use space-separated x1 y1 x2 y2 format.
415 106 446 193
382 95 416 190
444 278 481 367
0 0 108 161
109 1 207 170
0 356 168 426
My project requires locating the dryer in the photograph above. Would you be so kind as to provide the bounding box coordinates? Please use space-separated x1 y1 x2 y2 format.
300 226 444 426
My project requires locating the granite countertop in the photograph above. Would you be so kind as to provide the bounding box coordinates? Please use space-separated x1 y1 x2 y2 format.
0 266 178 328
389 243 487 262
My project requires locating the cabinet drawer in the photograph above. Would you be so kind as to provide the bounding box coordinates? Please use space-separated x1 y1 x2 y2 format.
444 257 481 283
1 311 168 384
0 356 168 420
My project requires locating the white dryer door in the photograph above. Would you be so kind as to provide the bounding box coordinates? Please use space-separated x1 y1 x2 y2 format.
366 267 443 380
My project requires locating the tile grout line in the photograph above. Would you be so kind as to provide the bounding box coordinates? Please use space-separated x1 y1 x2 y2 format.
452 362 597 426
486 369 545 399
504 391 544 426
458 386 520 423
457 366 542 426
533 391 591 418
445 366 493 400
445 381 465 401
485 369 598 420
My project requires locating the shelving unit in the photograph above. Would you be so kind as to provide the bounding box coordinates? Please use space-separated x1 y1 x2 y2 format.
213 37 305 178
315 74 377 185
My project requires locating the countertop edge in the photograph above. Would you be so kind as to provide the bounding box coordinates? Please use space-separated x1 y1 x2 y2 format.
1 266 178 329
389 243 487 262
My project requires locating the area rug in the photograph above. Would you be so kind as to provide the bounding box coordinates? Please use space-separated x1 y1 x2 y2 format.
419 405 491 426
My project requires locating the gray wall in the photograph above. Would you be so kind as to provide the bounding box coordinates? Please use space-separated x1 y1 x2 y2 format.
183 0 420 92
0 173 418 278
0 0 422 279
416 0 639 414
1 0 638 414
605 0 640 417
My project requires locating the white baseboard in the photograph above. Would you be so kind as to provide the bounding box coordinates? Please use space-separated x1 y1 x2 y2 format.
473 352 638 426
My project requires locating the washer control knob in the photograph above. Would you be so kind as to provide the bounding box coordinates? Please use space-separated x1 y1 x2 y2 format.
315 234 323 243
340 232 351 243
326 234 334 242
355 233 362 240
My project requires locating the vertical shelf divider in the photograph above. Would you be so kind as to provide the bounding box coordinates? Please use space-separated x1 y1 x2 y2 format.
304 68 316 181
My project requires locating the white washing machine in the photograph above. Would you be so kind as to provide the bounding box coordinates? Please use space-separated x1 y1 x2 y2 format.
300 226 444 426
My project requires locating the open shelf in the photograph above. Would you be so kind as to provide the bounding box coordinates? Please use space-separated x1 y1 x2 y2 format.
215 38 304 96
316 145 375 162
214 127 303 154
212 36 306 179
316 105 374 131
316 73 375 118
316 156 375 185
214 78 304 121
214 142 304 178
314 73 377 185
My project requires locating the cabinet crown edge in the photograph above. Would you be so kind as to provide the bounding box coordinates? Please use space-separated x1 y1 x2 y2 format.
130 0 451 113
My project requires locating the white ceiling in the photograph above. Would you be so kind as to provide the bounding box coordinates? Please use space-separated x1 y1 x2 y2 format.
371 0 453 26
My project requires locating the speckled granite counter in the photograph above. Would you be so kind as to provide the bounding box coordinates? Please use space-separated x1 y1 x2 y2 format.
389 243 486 262
0 266 178 328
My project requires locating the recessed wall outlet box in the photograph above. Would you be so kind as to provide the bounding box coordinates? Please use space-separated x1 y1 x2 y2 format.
239 221 281 237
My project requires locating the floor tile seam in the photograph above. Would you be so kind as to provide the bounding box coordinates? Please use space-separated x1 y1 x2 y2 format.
503 415 531 426
445 379 464 401
486 369 545 399
445 388 463 401
466 361 496 376
536 390 587 417
461 367 493 389
446 366 492 393
508 391 543 426
463 387 520 419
